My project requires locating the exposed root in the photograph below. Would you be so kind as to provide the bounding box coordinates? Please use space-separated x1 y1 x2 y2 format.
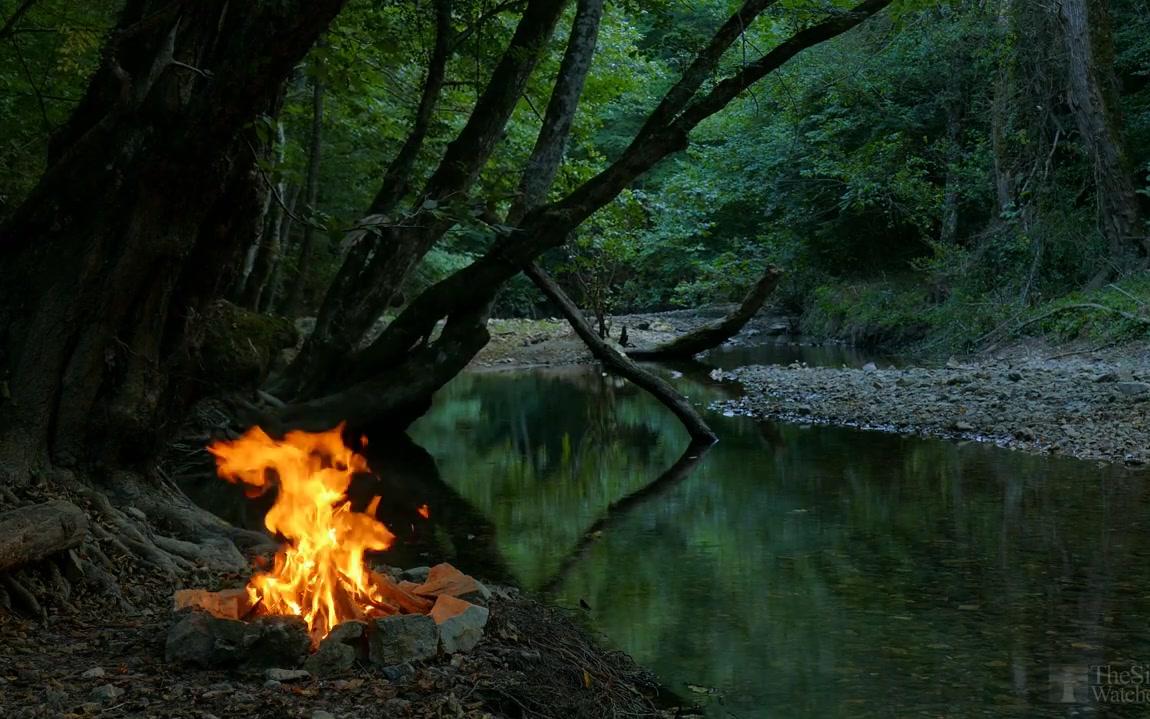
2 572 46 622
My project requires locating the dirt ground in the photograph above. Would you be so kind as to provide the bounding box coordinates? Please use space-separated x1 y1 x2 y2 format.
0 567 680 719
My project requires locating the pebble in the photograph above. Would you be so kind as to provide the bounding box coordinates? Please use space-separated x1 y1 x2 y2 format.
80 667 105 679
722 353 1150 466
91 684 123 703
311 711 335 719
264 668 310 682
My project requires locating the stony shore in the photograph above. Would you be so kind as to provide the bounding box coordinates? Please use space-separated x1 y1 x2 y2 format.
715 348 1150 467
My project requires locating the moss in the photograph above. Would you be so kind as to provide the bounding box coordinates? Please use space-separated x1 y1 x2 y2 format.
190 300 297 388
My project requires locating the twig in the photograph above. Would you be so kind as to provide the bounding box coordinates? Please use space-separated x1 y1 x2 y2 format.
0 0 38 41
1013 302 1150 333
1106 283 1147 308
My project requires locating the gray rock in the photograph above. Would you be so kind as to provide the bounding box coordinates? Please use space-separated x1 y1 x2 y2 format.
165 612 249 668
1007 371 1022 382
80 667 105 679
1116 381 1150 397
326 619 368 645
1014 428 1037 441
91 684 123 703
862 362 877 372
304 621 366 678
400 566 431 583
430 595 489 654
263 680 282 689
380 663 415 681
164 612 310 669
311 711 335 719
369 614 438 666
264 668 310 682
951 421 975 432
244 616 311 669
306 641 357 678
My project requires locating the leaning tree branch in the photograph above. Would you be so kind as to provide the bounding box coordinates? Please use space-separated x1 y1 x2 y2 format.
367 0 453 216
284 0 568 397
528 263 717 443
505 0 715 443
626 266 782 360
634 0 779 139
280 0 893 427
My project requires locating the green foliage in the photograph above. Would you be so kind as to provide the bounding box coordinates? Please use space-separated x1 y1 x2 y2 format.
0 0 120 219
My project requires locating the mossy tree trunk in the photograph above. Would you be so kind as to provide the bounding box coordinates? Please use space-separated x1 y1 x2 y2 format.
0 0 346 483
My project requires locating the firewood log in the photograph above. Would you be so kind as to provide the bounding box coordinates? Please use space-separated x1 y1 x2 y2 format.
0 500 89 572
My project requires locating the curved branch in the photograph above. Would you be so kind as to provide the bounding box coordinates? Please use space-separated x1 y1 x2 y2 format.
626 266 782 359
527 262 717 443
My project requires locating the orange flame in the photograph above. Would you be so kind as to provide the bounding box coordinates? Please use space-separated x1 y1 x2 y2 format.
208 425 396 641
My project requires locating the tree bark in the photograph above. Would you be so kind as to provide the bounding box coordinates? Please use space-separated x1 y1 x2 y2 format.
0 0 346 479
241 122 288 310
262 182 302 313
507 0 714 443
0 500 88 572
627 267 782 360
367 0 453 217
507 0 603 223
1055 0 1146 270
270 0 891 430
282 66 326 317
281 0 567 398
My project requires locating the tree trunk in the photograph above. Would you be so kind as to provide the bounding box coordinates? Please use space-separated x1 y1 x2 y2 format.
242 122 288 310
262 183 302 313
626 267 782 360
0 0 346 481
282 66 326 318
368 0 453 217
280 0 567 398
1055 0 1146 270
268 0 891 431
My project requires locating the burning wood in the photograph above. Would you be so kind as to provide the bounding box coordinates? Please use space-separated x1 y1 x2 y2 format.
168 426 491 671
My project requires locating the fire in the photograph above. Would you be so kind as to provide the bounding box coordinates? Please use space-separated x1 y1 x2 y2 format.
208 424 397 641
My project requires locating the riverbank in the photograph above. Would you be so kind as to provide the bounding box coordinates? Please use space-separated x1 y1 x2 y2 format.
465 309 1150 467
715 341 1150 467
471 306 793 369
0 563 676 719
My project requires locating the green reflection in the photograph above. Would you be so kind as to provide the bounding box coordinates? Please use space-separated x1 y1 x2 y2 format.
411 365 1150 718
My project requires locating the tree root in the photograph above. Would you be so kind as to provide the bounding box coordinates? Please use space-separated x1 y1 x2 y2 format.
2 572 46 621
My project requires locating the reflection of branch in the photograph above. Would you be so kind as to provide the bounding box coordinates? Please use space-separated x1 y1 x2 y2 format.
539 441 713 594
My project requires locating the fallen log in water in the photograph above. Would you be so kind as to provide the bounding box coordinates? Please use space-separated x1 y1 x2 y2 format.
0 500 89 572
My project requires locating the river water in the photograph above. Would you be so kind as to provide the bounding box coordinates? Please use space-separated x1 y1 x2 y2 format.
407 344 1150 718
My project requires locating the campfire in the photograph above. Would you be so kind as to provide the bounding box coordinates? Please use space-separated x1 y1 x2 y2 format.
167 425 490 674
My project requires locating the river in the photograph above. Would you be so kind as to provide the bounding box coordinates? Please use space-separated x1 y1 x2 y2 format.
407 344 1150 718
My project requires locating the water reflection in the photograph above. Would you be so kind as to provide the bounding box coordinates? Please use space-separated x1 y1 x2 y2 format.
410 365 1150 718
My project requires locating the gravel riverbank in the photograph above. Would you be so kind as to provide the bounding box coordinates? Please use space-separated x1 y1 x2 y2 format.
716 348 1150 467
